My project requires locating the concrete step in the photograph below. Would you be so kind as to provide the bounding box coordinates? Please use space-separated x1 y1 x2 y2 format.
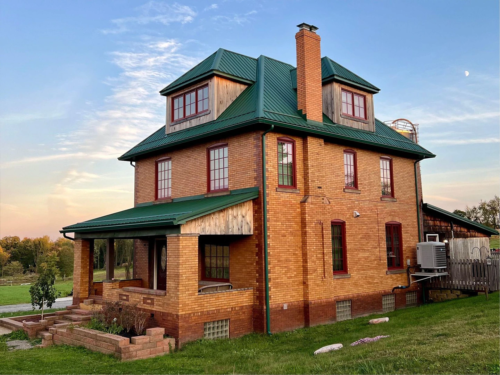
64 314 91 322
37 330 53 340
53 321 83 329
55 310 69 316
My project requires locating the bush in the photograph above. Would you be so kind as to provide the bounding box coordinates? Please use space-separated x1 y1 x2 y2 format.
86 302 148 335
3 261 24 276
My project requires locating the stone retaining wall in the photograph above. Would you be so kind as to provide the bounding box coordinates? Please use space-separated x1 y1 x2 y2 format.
49 326 174 361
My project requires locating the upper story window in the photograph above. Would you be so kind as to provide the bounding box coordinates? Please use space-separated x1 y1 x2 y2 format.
386 222 403 269
172 85 209 122
332 220 347 274
380 157 394 197
341 89 366 120
277 138 296 188
156 158 171 199
343 150 358 189
208 144 228 192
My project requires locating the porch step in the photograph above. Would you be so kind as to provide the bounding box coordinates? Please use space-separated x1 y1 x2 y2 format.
55 310 69 316
63 314 91 322
55 320 68 324
71 309 92 316
53 321 82 329
66 305 79 310
83 299 94 306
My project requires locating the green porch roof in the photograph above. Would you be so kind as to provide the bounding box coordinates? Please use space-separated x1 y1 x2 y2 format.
423 203 499 236
120 54 434 161
61 187 259 234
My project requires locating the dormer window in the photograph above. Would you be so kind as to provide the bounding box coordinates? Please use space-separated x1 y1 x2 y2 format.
341 89 366 120
172 85 209 122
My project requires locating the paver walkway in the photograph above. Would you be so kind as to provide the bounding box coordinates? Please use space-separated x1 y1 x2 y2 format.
0 297 73 314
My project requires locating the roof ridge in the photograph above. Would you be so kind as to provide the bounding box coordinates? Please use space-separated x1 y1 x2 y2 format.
218 48 258 61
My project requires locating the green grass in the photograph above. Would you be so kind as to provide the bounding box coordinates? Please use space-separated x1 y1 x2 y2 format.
0 293 498 374
0 309 62 319
491 236 499 249
0 267 127 306
0 281 74 306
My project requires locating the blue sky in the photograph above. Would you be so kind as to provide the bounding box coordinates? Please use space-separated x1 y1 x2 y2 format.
1 0 498 239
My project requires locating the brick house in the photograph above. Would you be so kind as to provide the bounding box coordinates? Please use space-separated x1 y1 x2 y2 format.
62 23 437 345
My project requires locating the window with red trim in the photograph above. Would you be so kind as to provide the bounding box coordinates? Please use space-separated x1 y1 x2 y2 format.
208 144 228 192
386 222 403 269
203 243 229 281
380 157 394 197
277 138 296 188
171 84 209 122
332 220 347 273
341 89 366 120
343 150 357 189
156 158 171 199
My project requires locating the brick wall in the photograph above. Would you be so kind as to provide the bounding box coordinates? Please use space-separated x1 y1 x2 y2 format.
73 239 91 305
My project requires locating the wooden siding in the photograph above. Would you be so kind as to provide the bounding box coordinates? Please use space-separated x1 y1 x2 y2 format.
181 200 253 235
166 76 247 135
423 212 490 240
322 81 375 132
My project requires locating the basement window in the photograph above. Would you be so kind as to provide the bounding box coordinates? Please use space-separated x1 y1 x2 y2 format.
382 294 395 312
406 291 417 306
341 89 366 120
204 319 229 339
336 300 352 321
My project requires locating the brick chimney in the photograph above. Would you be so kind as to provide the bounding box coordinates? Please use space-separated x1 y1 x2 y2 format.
296 23 323 123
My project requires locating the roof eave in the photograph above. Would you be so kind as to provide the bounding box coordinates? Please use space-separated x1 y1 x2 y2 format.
322 75 380 94
159 71 254 96
60 220 178 234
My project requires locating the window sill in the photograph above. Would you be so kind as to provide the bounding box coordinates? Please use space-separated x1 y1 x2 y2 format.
334 273 351 279
386 269 405 275
343 188 361 194
381 197 397 202
205 190 230 198
171 110 211 126
154 198 173 204
340 114 369 124
276 187 300 194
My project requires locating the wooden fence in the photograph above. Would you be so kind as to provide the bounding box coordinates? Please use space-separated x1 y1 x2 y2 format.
428 259 500 292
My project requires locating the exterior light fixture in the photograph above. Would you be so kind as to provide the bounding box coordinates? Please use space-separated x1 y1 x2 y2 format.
353 211 360 218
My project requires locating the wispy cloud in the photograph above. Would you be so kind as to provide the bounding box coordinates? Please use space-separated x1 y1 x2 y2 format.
102 1 196 34
204 4 218 11
212 10 257 26
428 138 500 145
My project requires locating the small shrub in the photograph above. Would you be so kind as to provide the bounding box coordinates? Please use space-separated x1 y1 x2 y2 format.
86 317 106 332
3 261 24 276
134 308 148 335
120 303 135 333
9 330 29 341
101 301 121 326
107 318 123 335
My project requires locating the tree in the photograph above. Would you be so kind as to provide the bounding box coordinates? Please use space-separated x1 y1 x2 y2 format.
3 261 24 276
0 236 20 252
453 209 466 218
29 266 60 320
460 196 500 229
0 246 10 276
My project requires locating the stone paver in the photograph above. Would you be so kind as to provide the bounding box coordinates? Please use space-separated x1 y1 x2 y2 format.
0 326 13 335
6 340 33 350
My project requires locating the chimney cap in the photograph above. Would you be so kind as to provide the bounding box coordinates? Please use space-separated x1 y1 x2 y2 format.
297 23 319 33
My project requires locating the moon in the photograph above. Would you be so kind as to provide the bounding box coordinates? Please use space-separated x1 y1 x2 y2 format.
465 71 470 77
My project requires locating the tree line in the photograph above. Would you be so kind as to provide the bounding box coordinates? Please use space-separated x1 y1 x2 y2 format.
453 196 500 229
0 236 134 280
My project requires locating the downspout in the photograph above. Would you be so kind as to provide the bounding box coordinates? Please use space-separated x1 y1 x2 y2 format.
414 160 422 243
262 124 274 336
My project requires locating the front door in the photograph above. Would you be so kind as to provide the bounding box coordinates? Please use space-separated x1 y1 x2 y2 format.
156 240 167 291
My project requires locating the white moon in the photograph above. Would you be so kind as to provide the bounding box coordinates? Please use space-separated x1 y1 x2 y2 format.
465 71 469 77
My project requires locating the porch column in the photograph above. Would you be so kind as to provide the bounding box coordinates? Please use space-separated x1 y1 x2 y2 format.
88 239 94 295
106 238 115 280
165 234 199 311
73 238 91 305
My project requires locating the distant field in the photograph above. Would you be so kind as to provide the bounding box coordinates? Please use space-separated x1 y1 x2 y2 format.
0 267 127 306
491 236 499 249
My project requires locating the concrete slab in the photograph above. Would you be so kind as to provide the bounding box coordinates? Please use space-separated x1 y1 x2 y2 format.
0 326 13 335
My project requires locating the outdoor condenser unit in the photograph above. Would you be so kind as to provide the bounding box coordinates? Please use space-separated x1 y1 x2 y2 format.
416 242 447 269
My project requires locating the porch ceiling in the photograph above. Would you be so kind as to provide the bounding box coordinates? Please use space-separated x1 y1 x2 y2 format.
61 187 258 234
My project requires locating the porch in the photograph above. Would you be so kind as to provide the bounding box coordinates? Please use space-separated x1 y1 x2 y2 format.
62 188 259 342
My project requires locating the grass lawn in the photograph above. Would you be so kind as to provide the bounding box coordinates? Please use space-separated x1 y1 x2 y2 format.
0 281 73 306
0 293 498 374
0 267 127 306
491 236 499 249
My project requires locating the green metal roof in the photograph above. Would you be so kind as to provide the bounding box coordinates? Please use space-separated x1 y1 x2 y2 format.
290 57 380 93
423 203 499 236
120 53 434 161
61 187 259 234
159 49 257 96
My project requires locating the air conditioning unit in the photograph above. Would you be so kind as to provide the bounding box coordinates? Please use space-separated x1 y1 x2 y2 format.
416 242 447 269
